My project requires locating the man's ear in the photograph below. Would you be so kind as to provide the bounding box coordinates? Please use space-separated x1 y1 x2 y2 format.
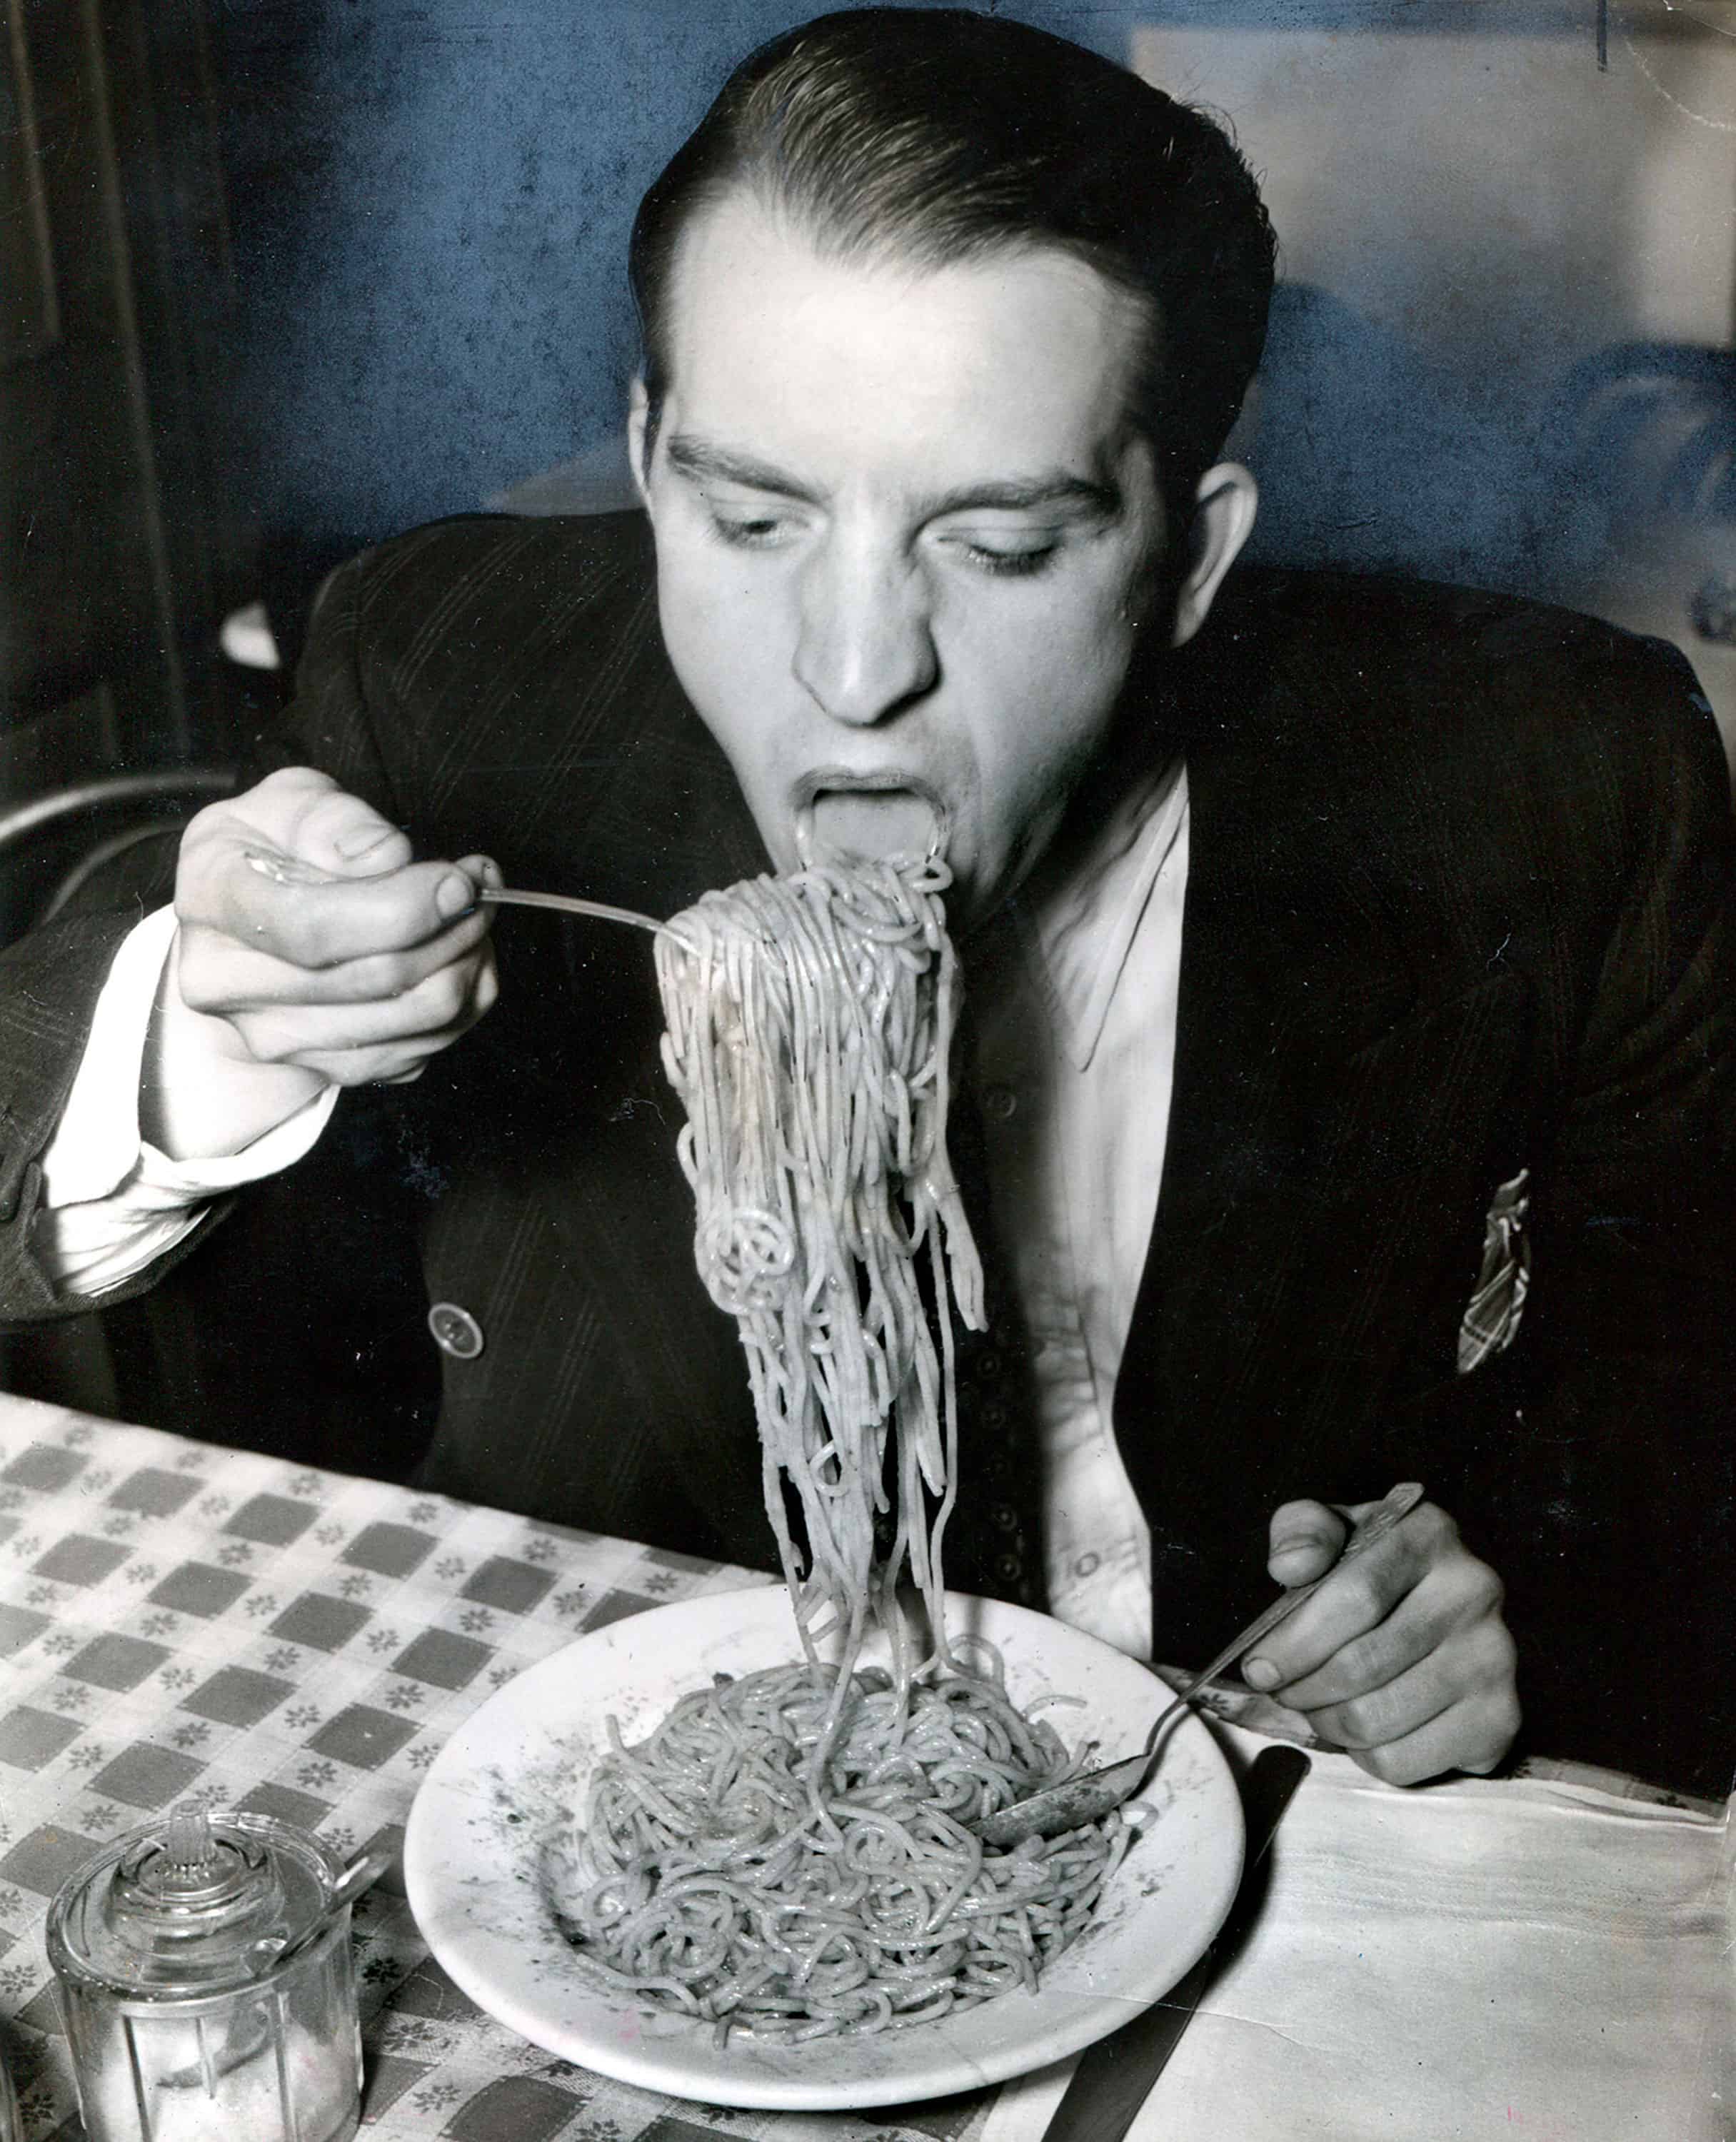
627 376 653 508
1170 463 1259 648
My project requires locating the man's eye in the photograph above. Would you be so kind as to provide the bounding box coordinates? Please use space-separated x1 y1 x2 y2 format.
955 540 1058 579
711 513 788 550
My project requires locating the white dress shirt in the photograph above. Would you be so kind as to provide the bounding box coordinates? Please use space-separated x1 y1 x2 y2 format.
34 768 1190 1656
35 905 338 1293
970 757 1187 1656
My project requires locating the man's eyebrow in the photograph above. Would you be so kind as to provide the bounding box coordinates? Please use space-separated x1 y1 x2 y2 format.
664 434 1120 518
665 436 822 503
920 473 1121 518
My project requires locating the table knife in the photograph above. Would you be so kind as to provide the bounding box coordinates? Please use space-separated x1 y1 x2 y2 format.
1040 1744 1311 2142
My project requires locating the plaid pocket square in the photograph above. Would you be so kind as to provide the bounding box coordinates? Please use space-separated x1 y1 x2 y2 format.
1458 1168 1530 1374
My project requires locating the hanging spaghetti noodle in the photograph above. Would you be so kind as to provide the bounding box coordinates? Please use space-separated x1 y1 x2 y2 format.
556 854 1121 2041
652 853 983 1664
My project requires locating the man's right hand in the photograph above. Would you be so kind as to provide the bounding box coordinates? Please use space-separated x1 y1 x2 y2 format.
144 768 499 1160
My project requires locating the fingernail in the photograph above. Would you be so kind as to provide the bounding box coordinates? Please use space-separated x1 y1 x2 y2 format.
1273 1532 1329 1561
1243 1657 1280 1691
436 872 475 920
336 825 399 861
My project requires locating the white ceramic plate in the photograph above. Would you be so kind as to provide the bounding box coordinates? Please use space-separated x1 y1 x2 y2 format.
403 1587 1243 2109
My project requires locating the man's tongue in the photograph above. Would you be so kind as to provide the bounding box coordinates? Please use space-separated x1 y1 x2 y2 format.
806 788 938 865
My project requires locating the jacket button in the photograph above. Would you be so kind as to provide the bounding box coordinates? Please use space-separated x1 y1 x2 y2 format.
428 1302 484 1359
994 1551 1023 1582
983 1084 1018 1121
990 1501 1018 1532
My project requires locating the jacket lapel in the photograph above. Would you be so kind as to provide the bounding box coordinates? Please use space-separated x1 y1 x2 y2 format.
1115 613 1532 1646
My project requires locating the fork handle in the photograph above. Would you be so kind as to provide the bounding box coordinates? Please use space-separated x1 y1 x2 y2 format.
241 850 672 939
1163 1482 1425 1723
479 886 667 935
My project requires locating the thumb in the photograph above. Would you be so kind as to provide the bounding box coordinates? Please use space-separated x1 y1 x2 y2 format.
231 768 413 880
1268 1498 1349 1588
291 781 413 878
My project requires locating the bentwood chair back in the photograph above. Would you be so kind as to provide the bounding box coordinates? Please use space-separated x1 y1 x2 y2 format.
0 768 238 946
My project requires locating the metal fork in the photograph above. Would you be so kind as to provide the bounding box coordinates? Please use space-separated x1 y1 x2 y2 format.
242 847 673 937
972 1482 1425 1846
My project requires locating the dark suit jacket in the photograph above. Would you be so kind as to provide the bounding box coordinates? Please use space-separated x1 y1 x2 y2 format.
4 512 1732 1791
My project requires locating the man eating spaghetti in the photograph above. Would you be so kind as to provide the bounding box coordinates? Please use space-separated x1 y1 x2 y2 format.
4 9 1732 1796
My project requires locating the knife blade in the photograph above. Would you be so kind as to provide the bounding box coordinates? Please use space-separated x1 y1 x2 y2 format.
1040 1744 1311 2142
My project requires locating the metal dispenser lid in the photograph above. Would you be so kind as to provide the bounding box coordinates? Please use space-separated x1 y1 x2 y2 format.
48 1801 339 1998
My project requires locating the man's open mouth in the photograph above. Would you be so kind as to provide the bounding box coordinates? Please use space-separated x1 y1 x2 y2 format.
792 772 949 868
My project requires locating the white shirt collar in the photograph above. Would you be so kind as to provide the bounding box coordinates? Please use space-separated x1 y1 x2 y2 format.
1005 752 1188 1072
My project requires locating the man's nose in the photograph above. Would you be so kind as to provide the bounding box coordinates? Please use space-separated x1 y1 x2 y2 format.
793 538 938 725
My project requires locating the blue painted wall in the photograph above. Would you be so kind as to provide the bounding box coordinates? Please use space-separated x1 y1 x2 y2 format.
219 1 1133 564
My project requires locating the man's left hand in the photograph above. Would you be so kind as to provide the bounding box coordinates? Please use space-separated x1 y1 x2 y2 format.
1240 1496 1520 1784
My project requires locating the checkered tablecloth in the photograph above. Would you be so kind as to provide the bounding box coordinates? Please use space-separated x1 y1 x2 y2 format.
3 1394 1731 2142
0 1395 1023 2142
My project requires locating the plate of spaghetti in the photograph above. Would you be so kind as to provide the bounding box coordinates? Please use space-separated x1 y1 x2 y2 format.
403 1584 1243 2108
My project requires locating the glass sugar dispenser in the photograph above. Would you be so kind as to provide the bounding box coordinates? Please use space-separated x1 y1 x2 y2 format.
0 2021 19 2142
46 1799 386 2142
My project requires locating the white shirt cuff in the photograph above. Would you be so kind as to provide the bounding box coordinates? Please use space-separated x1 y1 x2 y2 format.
35 906 338 1295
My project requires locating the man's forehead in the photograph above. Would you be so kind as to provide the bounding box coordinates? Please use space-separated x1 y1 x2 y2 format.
656 188 1153 476
664 185 1144 341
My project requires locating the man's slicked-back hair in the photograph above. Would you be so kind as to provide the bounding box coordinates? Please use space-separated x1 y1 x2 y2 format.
628 7 1276 515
